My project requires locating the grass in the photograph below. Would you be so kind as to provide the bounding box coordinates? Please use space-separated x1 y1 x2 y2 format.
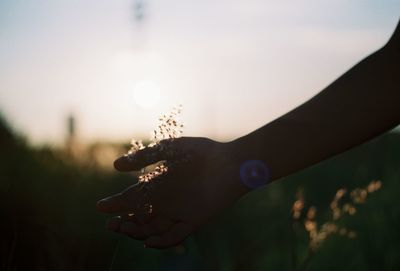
1 115 400 271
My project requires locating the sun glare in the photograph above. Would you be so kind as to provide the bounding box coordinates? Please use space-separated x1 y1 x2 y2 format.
133 81 161 109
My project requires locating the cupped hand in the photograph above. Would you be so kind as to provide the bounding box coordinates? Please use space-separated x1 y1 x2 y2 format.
97 137 249 249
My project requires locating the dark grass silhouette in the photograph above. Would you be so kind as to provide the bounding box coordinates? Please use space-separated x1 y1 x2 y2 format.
1 114 400 270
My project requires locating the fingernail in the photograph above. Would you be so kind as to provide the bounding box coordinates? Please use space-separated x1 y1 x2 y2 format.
97 197 109 205
96 200 105 209
96 196 115 212
96 199 108 209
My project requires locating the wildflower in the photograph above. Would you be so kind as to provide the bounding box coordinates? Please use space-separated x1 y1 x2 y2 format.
125 105 184 183
292 189 304 219
292 180 382 252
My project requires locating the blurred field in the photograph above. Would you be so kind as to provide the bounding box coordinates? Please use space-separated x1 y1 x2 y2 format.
1 114 399 271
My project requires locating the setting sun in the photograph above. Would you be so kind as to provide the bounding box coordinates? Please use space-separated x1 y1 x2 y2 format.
133 80 161 109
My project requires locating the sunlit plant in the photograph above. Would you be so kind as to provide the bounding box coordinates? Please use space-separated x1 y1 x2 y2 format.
125 105 184 183
291 180 382 270
122 105 184 215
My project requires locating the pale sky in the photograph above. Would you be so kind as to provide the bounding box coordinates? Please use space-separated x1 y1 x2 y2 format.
0 0 399 145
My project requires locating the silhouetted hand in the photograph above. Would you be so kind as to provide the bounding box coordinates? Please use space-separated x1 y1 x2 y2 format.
97 137 249 249
97 20 400 249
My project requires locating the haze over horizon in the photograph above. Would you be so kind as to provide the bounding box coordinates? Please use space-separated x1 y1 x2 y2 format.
0 0 399 145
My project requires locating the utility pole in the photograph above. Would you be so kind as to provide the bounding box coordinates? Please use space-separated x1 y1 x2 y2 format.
66 114 77 156
133 0 147 22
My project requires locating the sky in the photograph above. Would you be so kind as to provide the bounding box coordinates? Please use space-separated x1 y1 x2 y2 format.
0 0 399 145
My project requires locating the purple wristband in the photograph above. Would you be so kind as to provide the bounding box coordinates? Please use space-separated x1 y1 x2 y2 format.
239 160 270 189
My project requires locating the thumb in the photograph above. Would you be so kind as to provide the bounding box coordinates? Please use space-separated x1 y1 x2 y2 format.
114 140 176 172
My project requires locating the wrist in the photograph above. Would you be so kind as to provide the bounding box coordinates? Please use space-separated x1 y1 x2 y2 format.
222 140 271 191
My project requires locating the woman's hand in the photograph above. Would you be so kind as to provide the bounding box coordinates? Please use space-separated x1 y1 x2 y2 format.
97 137 249 249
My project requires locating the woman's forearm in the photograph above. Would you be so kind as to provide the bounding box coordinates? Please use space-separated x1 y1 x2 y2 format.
230 26 400 182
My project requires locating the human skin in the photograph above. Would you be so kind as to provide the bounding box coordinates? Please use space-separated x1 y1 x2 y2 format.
97 21 400 249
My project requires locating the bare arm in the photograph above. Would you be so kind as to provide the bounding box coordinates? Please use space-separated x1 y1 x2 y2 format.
98 21 400 249
230 21 400 181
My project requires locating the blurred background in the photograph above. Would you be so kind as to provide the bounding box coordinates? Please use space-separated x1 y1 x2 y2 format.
0 1 399 270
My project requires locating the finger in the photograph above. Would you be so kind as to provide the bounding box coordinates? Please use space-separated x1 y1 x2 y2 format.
106 214 142 232
97 193 127 213
97 181 153 214
120 222 148 240
143 215 174 235
144 222 194 249
115 141 172 172
97 187 143 214
106 216 122 232
119 215 174 240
